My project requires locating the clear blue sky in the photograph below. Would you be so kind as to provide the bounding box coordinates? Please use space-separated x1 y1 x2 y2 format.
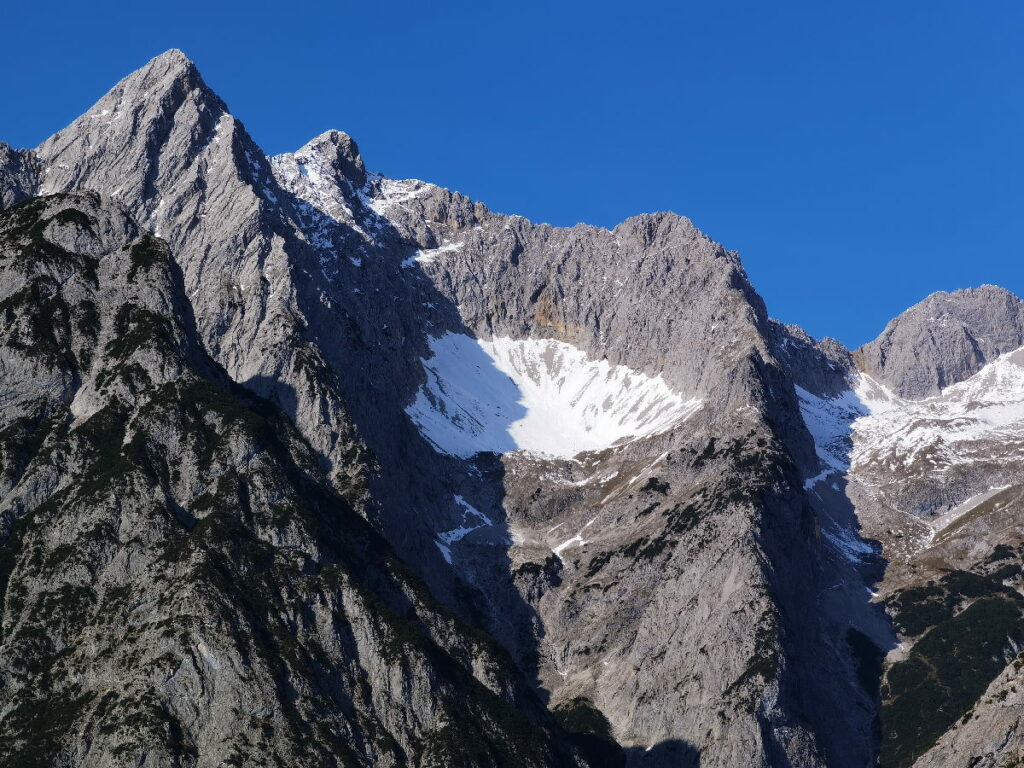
3 1 1022 347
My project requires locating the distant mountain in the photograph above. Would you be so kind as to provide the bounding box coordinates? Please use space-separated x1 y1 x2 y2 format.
855 285 1024 399
1 50 1021 768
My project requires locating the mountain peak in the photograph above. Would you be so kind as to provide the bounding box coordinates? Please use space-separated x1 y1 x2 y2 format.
150 47 193 66
107 48 213 110
903 283 1020 311
133 48 197 79
34 47 234 209
856 283 1024 398
129 48 197 86
294 129 367 188
37 48 220 154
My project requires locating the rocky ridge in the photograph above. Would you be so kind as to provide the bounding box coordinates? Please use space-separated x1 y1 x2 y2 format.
0 192 595 767
1 49 1022 768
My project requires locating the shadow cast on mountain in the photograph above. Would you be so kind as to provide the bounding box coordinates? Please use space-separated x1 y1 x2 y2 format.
256 173 561 717
403 331 526 455
232 161 902 765
796 385 897 767
623 740 700 768
559 732 700 768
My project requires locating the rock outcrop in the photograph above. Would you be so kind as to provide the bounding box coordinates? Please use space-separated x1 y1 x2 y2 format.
855 285 1024 399
0 193 590 768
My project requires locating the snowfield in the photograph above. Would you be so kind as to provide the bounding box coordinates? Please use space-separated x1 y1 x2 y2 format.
799 346 1024 488
797 346 1024 563
406 333 702 459
850 347 1024 475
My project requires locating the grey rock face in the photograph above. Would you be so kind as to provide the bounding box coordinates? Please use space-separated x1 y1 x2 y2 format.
3 48 1023 768
269 89 878 766
768 320 854 399
855 285 1024 399
34 49 368 494
273 119 868 768
0 194 590 768
0 142 40 210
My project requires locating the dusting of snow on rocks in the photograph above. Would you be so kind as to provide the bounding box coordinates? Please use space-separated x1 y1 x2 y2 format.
434 495 494 563
795 384 869 488
850 346 1024 477
369 177 432 216
400 241 464 268
798 346 1024 489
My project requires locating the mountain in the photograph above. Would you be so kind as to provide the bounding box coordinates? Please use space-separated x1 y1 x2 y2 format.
0 192 592 768
1 50 1022 768
855 285 1024 399
795 293 1024 768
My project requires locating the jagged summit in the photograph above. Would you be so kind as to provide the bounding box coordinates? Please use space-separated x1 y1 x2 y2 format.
38 48 219 148
127 47 198 82
34 47 237 216
149 47 193 66
291 128 368 188
611 210 699 238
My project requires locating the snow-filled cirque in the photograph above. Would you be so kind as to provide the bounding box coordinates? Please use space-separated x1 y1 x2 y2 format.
405 333 703 458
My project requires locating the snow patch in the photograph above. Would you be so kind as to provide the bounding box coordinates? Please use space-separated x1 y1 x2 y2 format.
822 526 877 563
401 241 463 268
851 348 1024 475
553 534 586 560
796 384 870 488
406 333 702 459
369 177 431 215
798 347 1024 550
434 495 494 563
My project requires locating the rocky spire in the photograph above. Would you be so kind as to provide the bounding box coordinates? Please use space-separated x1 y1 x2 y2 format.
33 49 367 489
36 49 231 212
296 129 367 188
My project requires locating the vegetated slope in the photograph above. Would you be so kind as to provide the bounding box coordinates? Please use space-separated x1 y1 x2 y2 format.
880 547 1024 768
0 194 590 768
